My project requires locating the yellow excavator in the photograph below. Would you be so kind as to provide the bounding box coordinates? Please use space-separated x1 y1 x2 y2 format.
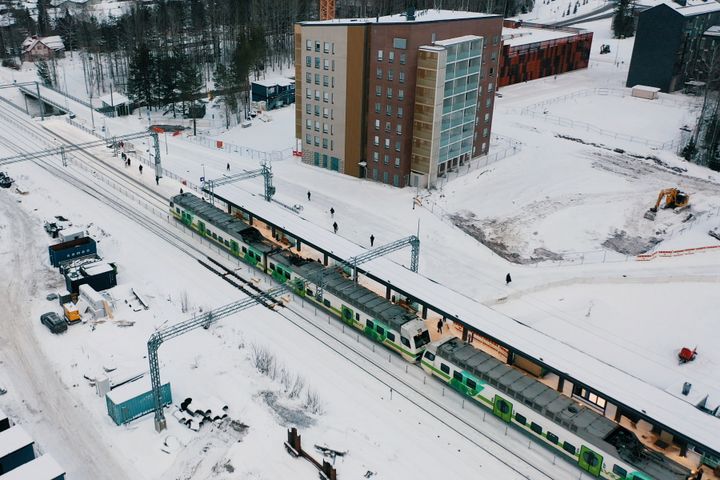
644 188 690 220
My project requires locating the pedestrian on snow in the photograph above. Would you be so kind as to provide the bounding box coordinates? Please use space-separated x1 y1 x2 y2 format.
155 176 159 186
180 188 184 194
226 162 230 171
330 207 335 218
506 273 512 285
437 319 443 334
127 157 131 167
333 221 338 234
307 191 311 201
139 164 143 174
696 468 704 480
370 234 375 247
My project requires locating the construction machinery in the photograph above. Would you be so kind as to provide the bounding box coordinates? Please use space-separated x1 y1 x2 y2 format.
644 188 690 220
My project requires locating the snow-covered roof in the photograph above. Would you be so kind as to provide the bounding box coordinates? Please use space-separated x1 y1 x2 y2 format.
215 186 720 455
0 408 7 422
0 425 33 458
502 26 578 46
301 9 496 26
99 92 130 106
0 454 65 480
705 25 720 36
106 378 153 405
82 262 114 276
632 85 661 92
21 35 65 53
252 77 295 88
669 0 720 16
434 34 483 46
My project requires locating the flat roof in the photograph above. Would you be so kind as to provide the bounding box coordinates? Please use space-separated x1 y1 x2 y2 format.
82 262 114 276
106 378 152 405
253 77 295 88
705 25 720 37
0 454 65 480
0 425 33 459
434 34 482 46
502 26 577 47
300 9 497 26
214 186 720 456
669 0 720 16
632 85 661 92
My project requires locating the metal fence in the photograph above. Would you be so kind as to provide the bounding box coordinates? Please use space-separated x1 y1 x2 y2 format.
181 135 292 163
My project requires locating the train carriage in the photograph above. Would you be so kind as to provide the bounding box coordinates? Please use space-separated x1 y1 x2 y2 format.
422 338 690 480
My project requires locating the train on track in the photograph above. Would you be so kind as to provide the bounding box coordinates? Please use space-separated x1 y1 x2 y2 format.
170 192 693 480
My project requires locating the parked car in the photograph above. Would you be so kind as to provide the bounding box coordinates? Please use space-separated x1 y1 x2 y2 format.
40 312 67 334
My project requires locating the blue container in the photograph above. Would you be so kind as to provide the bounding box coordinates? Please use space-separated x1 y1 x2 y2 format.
106 380 171 425
48 237 97 267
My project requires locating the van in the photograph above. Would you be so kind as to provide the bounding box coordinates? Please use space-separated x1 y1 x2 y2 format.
40 312 67 334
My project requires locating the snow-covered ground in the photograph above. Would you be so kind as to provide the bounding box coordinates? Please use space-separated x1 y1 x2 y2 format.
1 14 719 480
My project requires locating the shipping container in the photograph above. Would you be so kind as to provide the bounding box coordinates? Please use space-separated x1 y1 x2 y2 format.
0 454 65 480
106 380 171 426
0 425 35 474
64 261 117 294
0 408 9 432
48 237 97 267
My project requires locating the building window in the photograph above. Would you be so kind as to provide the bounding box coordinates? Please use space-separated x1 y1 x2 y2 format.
397 106 403 118
388 70 394 81
489 67 494 77
385 121 391 132
315 105 320 116
305 103 311 114
306 40 312 51
375 103 381 113
398 89 404 100
322 138 328 149
393 38 407 49
431 33 436 42
373 151 379 162
384 138 390 149
314 57 320 68
374 135 380 146
377 49 384 61
399 71 405 83
314 73 320 84
314 90 320 100
314 136 320 146
387 87 393 98
315 41 320 52
393 174 399 187
573 386 607 410
323 75 329 87
484 113 490 123
323 107 329 118
394 157 400 167
306 119 312 129
383 154 389 164
396 124 402 135
323 59 329 70
488 82 494 92
323 123 329 133
323 92 329 102
306 55 311 67
383 171 389 183
376 85 382 96
486 97 492 108
374 119 380 130
305 134 311 144
323 42 330 53
395 141 401 152
386 105 392 116
305 88 311 99
315 121 320 131
483 128 488 137
376 68 383 79
388 51 395 63
372 168 378 180
400 53 406 64
306 72 311 83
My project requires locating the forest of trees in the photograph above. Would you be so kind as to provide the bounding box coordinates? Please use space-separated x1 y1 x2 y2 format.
0 0 532 125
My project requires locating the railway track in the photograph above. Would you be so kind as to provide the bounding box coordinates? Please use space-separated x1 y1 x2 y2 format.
0 103 566 480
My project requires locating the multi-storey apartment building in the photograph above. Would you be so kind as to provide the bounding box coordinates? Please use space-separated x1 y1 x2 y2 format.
294 9 503 188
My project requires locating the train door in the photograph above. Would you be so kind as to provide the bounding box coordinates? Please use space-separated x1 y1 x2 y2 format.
492 395 513 422
341 305 355 326
578 446 603 477
198 221 206 236
230 241 240 257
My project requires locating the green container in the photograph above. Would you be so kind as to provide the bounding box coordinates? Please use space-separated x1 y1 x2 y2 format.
106 381 171 425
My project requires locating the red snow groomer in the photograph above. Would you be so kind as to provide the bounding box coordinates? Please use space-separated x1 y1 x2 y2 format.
678 347 697 364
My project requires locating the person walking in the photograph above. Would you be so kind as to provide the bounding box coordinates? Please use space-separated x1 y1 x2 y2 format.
506 273 512 285
155 176 159 186
330 207 335 218
333 221 338 234
139 164 143 175
127 157 131 167
436 319 443 334
370 234 375 247
226 162 230 171
180 188 184 194
307 191 311 201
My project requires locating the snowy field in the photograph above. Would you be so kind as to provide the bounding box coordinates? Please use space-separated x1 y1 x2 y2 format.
1 14 720 480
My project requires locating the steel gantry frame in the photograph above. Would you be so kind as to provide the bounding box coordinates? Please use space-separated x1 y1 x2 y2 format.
0 130 162 178
316 235 420 301
148 284 291 432
203 161 275 202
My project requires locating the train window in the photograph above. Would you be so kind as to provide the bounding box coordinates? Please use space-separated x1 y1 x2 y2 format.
515 413 526 425
582 450 599 467
562 442 576 455
466 379 477 390
323 299 331 307
424 351 435 361
546 432 558 444
224 240 230 247
440 363 450 375
242 247 247 253
306 288 314 296
376 326 385 335
401 336 411 348
612 465 627 477
367 320 375 329
270 263 275 270
453 371 463 382
387 332 395 342
284 272 290 279
176 207 180 213
207 229 212 235
530 422 542 435
355 313 360 321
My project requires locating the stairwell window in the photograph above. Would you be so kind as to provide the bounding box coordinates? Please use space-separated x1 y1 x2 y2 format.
377 50 384 61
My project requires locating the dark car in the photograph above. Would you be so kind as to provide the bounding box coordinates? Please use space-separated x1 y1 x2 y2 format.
40 312 67 334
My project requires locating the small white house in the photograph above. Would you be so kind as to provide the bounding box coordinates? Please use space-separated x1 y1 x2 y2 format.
631 85 660 100
99 91 131 116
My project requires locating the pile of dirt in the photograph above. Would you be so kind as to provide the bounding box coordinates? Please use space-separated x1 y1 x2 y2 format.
258 391 315 428
602 230 661 255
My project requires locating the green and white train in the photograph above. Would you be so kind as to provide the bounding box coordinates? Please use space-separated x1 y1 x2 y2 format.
170 193 694 480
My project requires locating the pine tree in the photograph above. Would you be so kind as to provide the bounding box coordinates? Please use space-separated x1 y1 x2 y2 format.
681 138 696 161
612 0 635 38
37 0 50 36
36 59 53 86
127 45 155 109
